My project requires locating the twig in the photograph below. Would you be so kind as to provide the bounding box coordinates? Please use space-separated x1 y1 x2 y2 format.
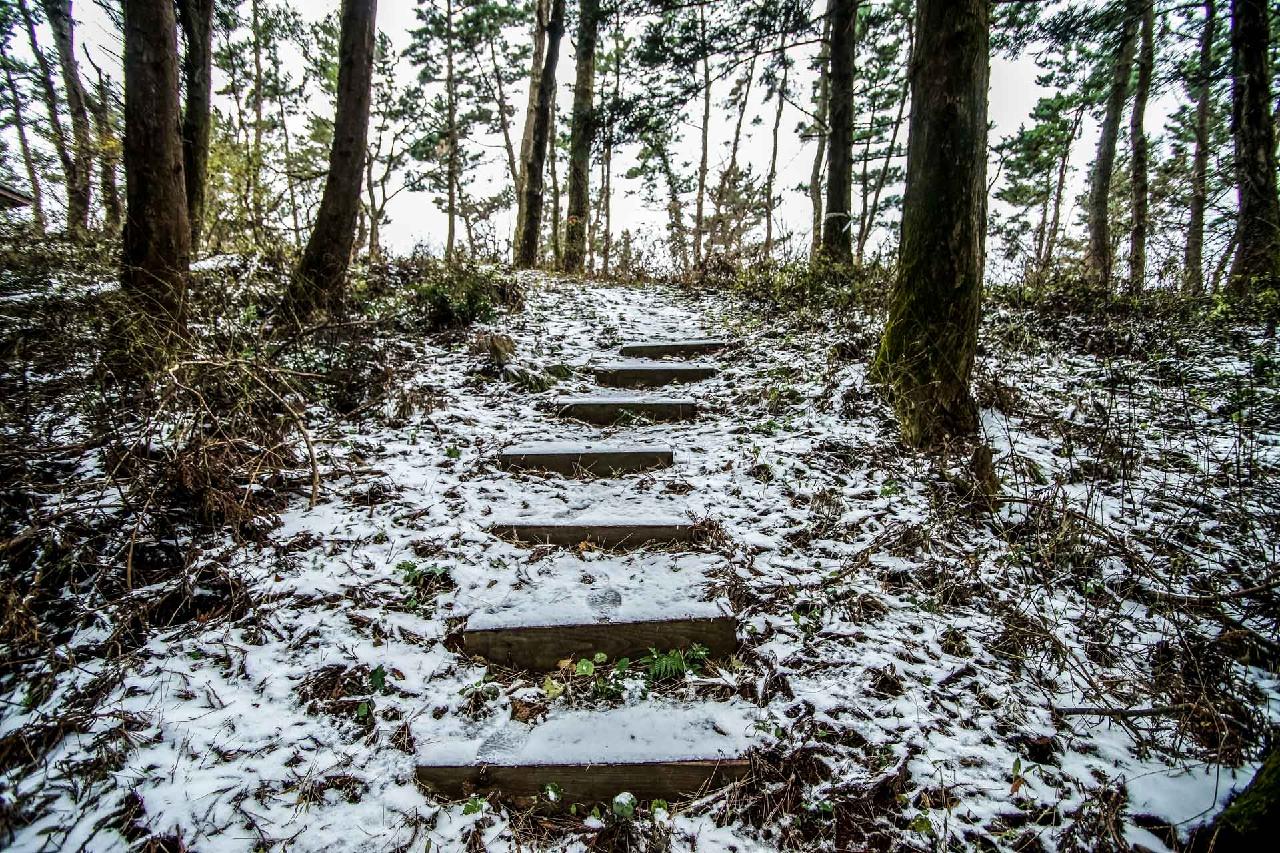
1052 703 1194 719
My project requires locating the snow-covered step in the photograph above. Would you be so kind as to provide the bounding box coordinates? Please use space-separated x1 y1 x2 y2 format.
488 517 696 549
463 614 738 671
497 441 673 476
556 396 698 424
619 339 731 359
416 703 754 804
592 361 718 388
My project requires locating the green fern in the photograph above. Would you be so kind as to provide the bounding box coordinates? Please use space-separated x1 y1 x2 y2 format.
639 644 710 683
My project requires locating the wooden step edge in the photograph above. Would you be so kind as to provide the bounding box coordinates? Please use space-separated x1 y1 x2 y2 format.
592 365 719 388
487 521 696 548
619 340 733 358
497 447 674 476
462 615 738 671
415 757 751 804
555 399 699 424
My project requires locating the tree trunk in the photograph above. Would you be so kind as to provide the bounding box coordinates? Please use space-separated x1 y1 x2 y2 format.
809 14 831 261
366 150 380 263
601 27 619 277
177 0 213 254
89 65 121 232
514 0 549 255
1127 0 1154 295
445 0 458 259
1185 0 1217 297
288 0 377 316
694 6 711 270
562 0 600 274
872 0 989 448
19 0 74 229
1 44 47 234
1227 0 1280 295
249 0 265 240
765 32 789 258
1086 3 1138 290
1189 748 1280 850
822 0 858 262
121 0 190 361
1042 102 1085 276
548 94 562 266
515 0 565 268
857 11 912 263
488 36 519 191
41 0 92 234
712 54 756 256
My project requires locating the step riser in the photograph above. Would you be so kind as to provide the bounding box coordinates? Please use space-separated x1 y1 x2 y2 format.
463 617 738 671
557 401 698 425
489 523 695 549
620 341 730 358
498 450 673 477
416 759 751 804
593 367 718 388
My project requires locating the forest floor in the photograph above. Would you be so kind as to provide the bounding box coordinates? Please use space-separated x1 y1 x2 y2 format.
2 257 1279 852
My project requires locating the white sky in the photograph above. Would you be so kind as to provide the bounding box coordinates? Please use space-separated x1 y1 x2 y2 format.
4 0 1178 269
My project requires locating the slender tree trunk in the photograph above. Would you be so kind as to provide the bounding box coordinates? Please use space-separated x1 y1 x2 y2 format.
445 0 458 259
694 6 711 270
488 36 519 191
1 46 47 234
857 21 911 264
872 0 989 448
1227 0 1280 295
809 14 832 261
548 95 562 266
276 49 302 246
366 146 380 263
822 0 858 261
88 65 121 232
765 32 789 258
121 0 190 362
515 0 565 268
562 0 600 273
288 0 377 316
1042 102 1085 275
1087 4 1139 289
249 0 265 240
177 0 213 254
514 0 549 255
601 29 619 277
1128 0 1154 295
41 1 92 234
1185 0 1217 296
19 0 73 210
659 147 690 276
712 55 756 256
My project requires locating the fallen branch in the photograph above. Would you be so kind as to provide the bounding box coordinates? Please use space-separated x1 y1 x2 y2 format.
1052 703 1194 719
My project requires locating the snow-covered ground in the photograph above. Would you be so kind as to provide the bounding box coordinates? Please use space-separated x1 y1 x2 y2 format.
2 275 1278 851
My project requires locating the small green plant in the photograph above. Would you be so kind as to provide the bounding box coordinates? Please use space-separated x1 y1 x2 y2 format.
462 795 485 815
639 644 709 683
612 791 637 819
445 444 461 460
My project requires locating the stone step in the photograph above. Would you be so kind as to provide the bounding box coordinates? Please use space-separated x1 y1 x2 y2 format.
416 703 754 805
498 442 673 477
556 396 698 425
619 339 731 359
592 361 718 389
463 614 738 671
488 518 696 549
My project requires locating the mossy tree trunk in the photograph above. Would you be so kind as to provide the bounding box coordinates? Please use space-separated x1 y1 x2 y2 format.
120 0 191 363
515 0 566 269
562 0 600 274
177 0 214 254
871 0 988 448
821 0 857 262
1227 0 1280 296
1184 0 1217 296
288 0 377 317
1086 2 1138 290
1191 748 1280 849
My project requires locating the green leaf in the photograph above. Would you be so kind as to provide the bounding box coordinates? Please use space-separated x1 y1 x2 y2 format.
542 675 565 698
543 782 563 803
593 652 608 664
370 664 387 692
462 795 484 815
612 792 636 819
575 658 596 677
356 701 370 718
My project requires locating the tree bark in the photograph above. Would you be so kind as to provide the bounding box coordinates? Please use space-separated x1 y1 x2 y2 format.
601 25 619 277
88 64 121 232
693 5 711 270
765 32 790 258
177 0 214 254
289 0 377 316
872 0 989 448
515 0 565 268
1042 102 1085 276
822 0 858 262
1227 0 1280 295
1127 0 1154 295
1 44 47 234
809 14 831 261
445 0 458 259
562 0 600 274
1189 748 1280 850
121 0 191 361
1086 3 1138 290
41 1 92 234
249 0 265 240
514 0 549 255
18 0 74 229
1185 0 1217 295
857 10 912 263
487 36 519 192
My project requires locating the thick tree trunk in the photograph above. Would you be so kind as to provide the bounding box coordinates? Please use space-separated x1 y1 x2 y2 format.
1227 0 1280 295
872 0 989 448
177 0 214 254
1185 0 1217 295
42 1 92 234
1128 0 1154 295
809 15 831 261
288 0 377 316
514 0 549 255
765 32 790 258
515 0 565 268
1 45 47 234
694 7 711 270
1189 748 1280 850
822 0 858 262
1086 3 1139 289
121 0 190 361
562 0 600 274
